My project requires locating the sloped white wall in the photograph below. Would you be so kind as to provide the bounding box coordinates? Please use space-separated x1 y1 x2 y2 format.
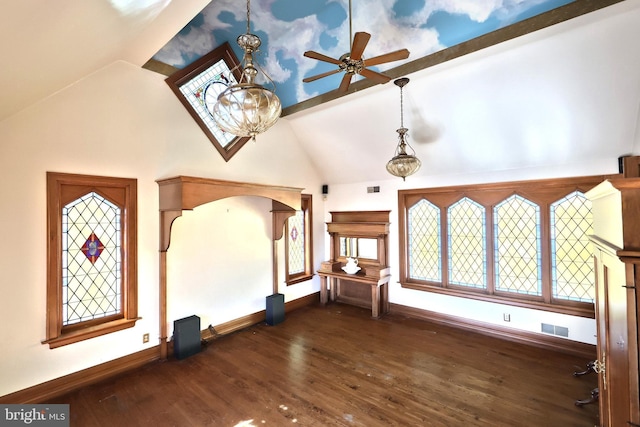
0 60 323 397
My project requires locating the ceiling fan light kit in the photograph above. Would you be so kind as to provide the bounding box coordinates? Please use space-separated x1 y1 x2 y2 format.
212 0 281 140
386 77 421 181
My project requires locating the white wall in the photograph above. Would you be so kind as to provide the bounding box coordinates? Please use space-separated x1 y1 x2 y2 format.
0 60 323 397
321 162 622 347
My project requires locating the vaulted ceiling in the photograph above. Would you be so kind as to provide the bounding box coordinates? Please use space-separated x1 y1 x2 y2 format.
1 0 639 185
149 0 576 110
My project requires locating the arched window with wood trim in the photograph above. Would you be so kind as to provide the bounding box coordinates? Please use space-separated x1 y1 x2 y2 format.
398 175 608 317
44 172 138 348
285 194 313 285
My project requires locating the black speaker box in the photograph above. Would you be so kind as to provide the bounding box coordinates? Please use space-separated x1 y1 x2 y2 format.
173 315 201 360
266 293 285 326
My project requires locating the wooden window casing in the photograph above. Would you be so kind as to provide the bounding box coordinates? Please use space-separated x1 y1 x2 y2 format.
398 175 615 318
44 172 138 348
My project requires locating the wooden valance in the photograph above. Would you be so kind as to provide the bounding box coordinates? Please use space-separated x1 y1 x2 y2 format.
157 176 303 251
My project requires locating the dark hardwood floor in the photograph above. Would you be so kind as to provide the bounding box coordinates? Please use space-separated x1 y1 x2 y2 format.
52 303 599 426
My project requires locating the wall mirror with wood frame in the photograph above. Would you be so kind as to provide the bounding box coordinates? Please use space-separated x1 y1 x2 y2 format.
339 237 378 261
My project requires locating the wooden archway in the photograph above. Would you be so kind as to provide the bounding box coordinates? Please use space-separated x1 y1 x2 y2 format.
156 176 303 358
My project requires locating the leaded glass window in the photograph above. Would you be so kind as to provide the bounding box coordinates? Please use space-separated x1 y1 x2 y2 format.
177 59 237 148
494 195 542 296
408 199 441 282
62 192 122 325
398 176 603 316
448 197 486 289
45 172 138 349
287 210 305 276
284 194 313 285
164 43 250 161
550 191 594 303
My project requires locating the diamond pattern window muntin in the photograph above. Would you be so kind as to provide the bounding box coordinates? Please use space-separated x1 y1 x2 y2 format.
62 192 122 326
448 197 487 289
494 195 542 296
550 191 595 303
408 199 441 282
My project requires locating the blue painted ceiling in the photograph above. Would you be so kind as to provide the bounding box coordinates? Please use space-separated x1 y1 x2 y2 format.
153 0 574 109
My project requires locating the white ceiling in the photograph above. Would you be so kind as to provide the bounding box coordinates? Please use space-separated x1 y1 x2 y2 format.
2 0 639 186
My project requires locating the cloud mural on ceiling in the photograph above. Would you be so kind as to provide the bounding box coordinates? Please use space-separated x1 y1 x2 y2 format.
153 0 574 108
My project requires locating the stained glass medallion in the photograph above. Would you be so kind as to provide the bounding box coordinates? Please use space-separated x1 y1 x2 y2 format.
82 232 104 264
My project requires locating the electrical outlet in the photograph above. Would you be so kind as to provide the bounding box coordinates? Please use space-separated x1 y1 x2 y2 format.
143 333 149 343
503 313 511 322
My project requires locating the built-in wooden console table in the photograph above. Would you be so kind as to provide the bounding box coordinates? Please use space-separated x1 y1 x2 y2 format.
318 211 391 319
317 268 390 318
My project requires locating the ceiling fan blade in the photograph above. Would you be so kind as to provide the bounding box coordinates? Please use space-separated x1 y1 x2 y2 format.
350 32 371 60
360 68 392 84
364 48 410 67
304 50 343 66
338 73 352 92
302 68 342 83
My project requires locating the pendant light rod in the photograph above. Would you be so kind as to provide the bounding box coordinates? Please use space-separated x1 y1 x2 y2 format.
395 77 409 129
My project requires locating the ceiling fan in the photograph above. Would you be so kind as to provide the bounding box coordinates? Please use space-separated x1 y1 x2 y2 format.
302 0 410 92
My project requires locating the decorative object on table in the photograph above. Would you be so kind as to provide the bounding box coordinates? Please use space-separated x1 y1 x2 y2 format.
342 257 361 274
386 77 421 180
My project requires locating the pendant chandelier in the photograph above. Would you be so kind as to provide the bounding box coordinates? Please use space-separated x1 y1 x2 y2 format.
386 78 421 180
212 0 281 140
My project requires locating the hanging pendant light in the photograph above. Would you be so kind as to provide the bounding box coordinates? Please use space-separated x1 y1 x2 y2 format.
212 0 281 140
386 78 421 180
